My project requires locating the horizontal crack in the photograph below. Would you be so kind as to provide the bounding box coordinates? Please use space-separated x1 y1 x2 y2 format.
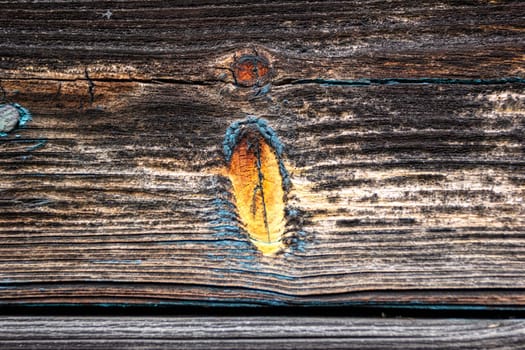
1 76 219 86
280 76 525 86
3 76 524 88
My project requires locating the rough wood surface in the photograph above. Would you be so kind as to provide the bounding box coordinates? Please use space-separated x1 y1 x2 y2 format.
1 0 523 81
1 317 524 349
0 0 524 307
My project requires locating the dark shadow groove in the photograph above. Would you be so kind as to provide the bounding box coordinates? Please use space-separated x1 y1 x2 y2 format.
1 281 525 317
1 304 525 319
280 77 525 87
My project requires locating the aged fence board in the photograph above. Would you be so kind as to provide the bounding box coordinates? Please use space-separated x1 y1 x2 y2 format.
0 0 524 82
0 0 524 307
1 317 525 349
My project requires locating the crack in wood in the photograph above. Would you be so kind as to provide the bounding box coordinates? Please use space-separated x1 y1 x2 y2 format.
5 76 523 88
282 77 525 87
84 68 95 104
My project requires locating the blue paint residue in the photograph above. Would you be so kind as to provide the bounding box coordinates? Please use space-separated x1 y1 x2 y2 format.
209 190 254 258
293 230 308 253
0 103 32 137
13 103 32 127
210 195 241 237
254 83 272 97
26 139 47 151
207 253 224 262
209 187 277 260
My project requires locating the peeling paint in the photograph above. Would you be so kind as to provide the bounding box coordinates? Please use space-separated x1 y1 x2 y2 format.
0 103 32 136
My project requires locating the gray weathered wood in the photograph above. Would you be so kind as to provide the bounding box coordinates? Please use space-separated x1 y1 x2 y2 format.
1 317 524 350
1 0 523 81
0 0 524 307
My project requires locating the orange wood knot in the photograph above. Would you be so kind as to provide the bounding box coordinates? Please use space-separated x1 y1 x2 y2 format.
223 117 290 255
231 54 272 88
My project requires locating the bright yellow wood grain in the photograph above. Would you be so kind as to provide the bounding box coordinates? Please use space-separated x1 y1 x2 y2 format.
227 131 285 255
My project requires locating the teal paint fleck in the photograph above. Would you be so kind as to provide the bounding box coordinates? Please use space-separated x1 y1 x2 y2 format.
212 239 251 249
210 224 241 234
210 209 238 222
26 139 47 151
254 83 271 96
209 182 247 246
212 198 236 209
206 254 224 262
13 103 32 127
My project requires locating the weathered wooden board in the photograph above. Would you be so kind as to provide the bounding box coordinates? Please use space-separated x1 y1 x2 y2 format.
0 0 524 307
0 0 524 81
1 317 525 349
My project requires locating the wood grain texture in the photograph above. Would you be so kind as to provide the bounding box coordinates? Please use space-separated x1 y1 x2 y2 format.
1 317 524 350
0 0 524 307
0 0 524 82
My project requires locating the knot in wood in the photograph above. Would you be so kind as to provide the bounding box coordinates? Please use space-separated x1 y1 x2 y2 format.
232 54 271 87
224 117 289 255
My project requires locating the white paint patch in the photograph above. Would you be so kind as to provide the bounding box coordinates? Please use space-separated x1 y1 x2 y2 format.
0 104 20 133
